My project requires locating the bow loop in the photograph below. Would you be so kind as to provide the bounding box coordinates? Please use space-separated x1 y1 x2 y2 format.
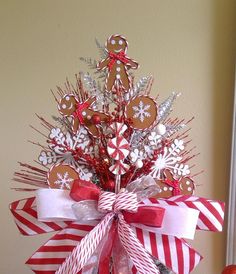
97 191 116 213
97 191 138 214
114 191 138 213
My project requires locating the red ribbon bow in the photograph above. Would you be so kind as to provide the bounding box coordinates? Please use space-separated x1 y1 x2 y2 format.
9 181 225 274
108 51 130 71
72 101 91 124
70 179 165 227
165 179 181 196
53 180 165 274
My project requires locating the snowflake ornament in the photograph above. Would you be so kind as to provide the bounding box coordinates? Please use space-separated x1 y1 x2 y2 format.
132 100 151 122
40 127 92 167
150 139 190 179
38 151 56 166
76 165 93 181
130 148 145 163
54 172 74 189
148 131 161 147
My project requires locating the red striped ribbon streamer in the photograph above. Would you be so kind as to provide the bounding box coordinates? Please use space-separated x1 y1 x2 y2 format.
130 230 202 274
146 195 225 232
10 197 71 235
26 221 97 273
10 194 224 274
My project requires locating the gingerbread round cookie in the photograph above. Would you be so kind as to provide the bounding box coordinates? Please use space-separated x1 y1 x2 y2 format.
47 164 79 190
125 95 158 130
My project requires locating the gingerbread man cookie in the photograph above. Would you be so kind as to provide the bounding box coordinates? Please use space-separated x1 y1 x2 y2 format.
153 169 195 199
58 94 108 136
97 34 139 92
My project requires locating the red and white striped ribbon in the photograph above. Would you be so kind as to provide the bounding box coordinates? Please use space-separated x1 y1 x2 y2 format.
129 195 224 274
56 213 114 274
114 191 139 212
97 191 116 212
26 221 97 274
10 194 224 274
131 228 202 274
145 195 224 232
56 191 159 274
10 197 70 236
118 214 160 274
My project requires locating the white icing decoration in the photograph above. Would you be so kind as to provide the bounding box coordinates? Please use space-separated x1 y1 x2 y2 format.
132 100 151 122
111 40 115 45
163 187 168 191
65 96 70 101
116 67 121 72
54 171 74 189
119 40 123 45
116 74 121 79
186 181 190 185
68 102 73 110
62 104 67 109
117 60 121 64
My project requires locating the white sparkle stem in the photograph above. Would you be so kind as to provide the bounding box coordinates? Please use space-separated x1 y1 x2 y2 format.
129 132 135 144
126 167 138 186
115 174 121 194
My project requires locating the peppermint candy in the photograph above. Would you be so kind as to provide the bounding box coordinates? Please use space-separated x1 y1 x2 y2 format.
107 136 130 160
109 161 130 175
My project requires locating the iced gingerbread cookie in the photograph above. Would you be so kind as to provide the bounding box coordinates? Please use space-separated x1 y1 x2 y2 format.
153 169 195 199
58 94 108 136
97 34 139 92
47 164 79 190
125 95 158 130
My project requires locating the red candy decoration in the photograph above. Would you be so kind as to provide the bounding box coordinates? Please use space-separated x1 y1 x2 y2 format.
104 179 115 191
99 147 107 155
92 114 101 125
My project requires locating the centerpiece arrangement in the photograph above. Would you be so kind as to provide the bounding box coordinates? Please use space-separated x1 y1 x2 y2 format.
10 35 224 274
